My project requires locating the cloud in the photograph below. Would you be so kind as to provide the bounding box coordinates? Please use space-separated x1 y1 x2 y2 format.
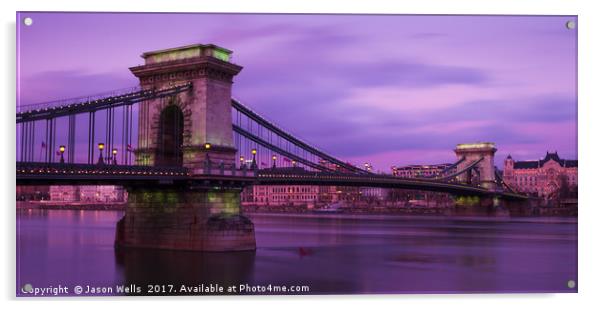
428 94 577 124
236 89 575 164
408 32 448 40
331 61 489 88
238 57 489 92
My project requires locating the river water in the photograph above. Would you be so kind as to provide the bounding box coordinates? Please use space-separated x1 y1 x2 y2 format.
16 209 577 296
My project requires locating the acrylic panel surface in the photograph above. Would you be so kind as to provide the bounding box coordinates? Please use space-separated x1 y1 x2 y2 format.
16 12 577 296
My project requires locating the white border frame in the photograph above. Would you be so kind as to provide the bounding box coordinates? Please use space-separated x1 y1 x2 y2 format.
2 1 600 308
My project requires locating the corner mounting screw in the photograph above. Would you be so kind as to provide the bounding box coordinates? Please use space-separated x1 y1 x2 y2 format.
567 280 576 288
566 20 576 30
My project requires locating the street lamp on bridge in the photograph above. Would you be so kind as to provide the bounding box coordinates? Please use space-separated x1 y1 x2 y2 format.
97 143 105 165
112 148 118 165
251 148 257 170
272 154 277 169
203 143 212 167
59 145 65 164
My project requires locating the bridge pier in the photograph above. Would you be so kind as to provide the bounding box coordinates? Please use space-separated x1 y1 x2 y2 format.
115 186 256 252
452 194 538 216
117 43 256 252
452 195 511 216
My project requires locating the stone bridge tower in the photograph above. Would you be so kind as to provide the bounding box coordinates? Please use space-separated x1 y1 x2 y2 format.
129 43 242 173
454 142 497 190
115 44 255 252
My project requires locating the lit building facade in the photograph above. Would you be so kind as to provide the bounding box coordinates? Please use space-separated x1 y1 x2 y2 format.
360 187 389 201
240 167 319 206
17 185 50 201
318 161 362 203
241 164 363 207
49 186 79 202
242 185 319 206
49 185 127 203
503 152 577 198
391 163 456 206
392 163 455 178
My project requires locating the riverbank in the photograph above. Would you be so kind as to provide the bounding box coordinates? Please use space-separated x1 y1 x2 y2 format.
16 201 126 211
15 201 576 217
243 203 577 217
245 211 578 224
243 204 452 215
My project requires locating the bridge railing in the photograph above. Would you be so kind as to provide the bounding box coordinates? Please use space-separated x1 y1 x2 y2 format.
256 169 470 184
189 160 257 178
16 160 261 179
16 161 190 178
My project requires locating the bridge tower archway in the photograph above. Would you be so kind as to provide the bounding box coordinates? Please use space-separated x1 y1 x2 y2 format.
156 104 184 166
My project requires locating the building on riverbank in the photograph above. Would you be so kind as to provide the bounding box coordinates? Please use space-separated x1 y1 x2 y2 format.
390 162 456 206
360 187 389 201
503 151 577 198
241 165 364 207
16 185 50 201
392 163 455 178
49 185 127 203
241 184 319 206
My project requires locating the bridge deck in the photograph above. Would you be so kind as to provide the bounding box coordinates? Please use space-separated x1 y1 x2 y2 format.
16 162 527 200
16 162 254 187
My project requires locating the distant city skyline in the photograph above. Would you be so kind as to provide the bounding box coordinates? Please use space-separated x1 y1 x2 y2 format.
17 13 577 170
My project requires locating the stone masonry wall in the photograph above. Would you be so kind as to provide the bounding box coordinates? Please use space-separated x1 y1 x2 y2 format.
115 187 256 252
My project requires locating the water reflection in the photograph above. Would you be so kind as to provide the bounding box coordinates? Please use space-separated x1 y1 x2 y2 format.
114 248 255 295
17 209 578 295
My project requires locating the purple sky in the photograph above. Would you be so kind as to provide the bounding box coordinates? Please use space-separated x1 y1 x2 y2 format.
16 13 577 171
